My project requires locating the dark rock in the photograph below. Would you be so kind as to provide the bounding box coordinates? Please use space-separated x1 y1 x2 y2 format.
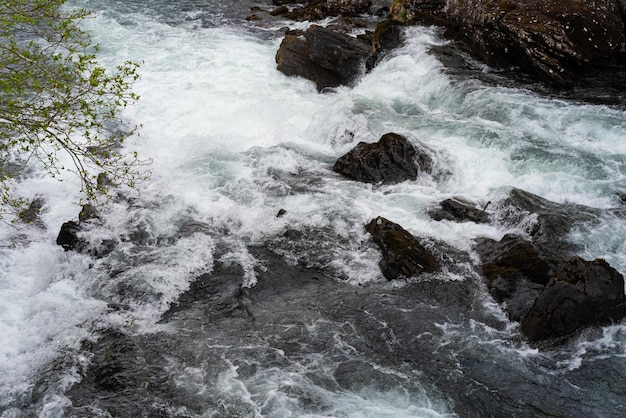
270 5 289 15
326 0 372 16
475 234 554 321
521 257 626 342
428 197 490 223
366 19 404 70
443 0 626 87
276 25 370 91
273 0 304 5
333 132 432 184
56 221 82 251
276 208 288 217
365 216 440 280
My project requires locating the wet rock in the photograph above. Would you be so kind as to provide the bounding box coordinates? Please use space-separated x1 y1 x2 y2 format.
276 25 370 91
326 0 372 16
284 0 372 20
366 18 405 70
56 206 117 257
270 5 289 15
333 132 432 184
78 203 100 223
365 216 440 280
56 221 82 251
495 188 598 262
17 197 45 226
428 197 490 223
443 0 626 87
273 0 303 5
389 0 446 24
475 234 554 321
521 257 626 342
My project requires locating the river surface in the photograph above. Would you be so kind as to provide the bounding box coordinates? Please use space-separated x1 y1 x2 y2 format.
1 1 626 417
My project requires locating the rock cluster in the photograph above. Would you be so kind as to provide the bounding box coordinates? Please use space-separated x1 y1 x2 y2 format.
272 0 626 88
472 189 626 342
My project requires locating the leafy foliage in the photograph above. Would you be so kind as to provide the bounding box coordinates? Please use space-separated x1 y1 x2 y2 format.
0 0 148 219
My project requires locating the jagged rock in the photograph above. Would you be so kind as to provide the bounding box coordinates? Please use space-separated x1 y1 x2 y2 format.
428 197 490 223
475 234 554 321
521 257 626 342
276 25 370 91
333 132 432 183
365 216 440 280
443 0 626 87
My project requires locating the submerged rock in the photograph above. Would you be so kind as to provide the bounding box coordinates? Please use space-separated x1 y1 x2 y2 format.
521 257 626 342
333 132 432 183
276 25 370 91
365 216 440 279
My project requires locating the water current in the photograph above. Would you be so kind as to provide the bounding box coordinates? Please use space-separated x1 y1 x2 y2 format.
1 1 626 417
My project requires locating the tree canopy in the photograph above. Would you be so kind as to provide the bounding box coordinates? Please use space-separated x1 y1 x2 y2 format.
0 0 147 220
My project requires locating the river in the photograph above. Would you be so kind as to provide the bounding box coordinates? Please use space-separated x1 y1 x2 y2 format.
1 1 626 417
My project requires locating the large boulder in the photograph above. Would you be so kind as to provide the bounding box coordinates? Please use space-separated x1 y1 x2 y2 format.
365 216 440 280
443 0 626 87
276 25 370 91
521 257 626 342
333 132 432 183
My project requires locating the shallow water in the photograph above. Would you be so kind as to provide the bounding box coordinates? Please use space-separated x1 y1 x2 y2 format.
1 1 626 417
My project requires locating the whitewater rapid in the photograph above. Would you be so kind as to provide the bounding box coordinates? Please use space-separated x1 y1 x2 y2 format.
1 1 626 416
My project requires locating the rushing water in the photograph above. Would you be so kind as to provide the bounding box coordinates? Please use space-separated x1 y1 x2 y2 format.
2 1 626 417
